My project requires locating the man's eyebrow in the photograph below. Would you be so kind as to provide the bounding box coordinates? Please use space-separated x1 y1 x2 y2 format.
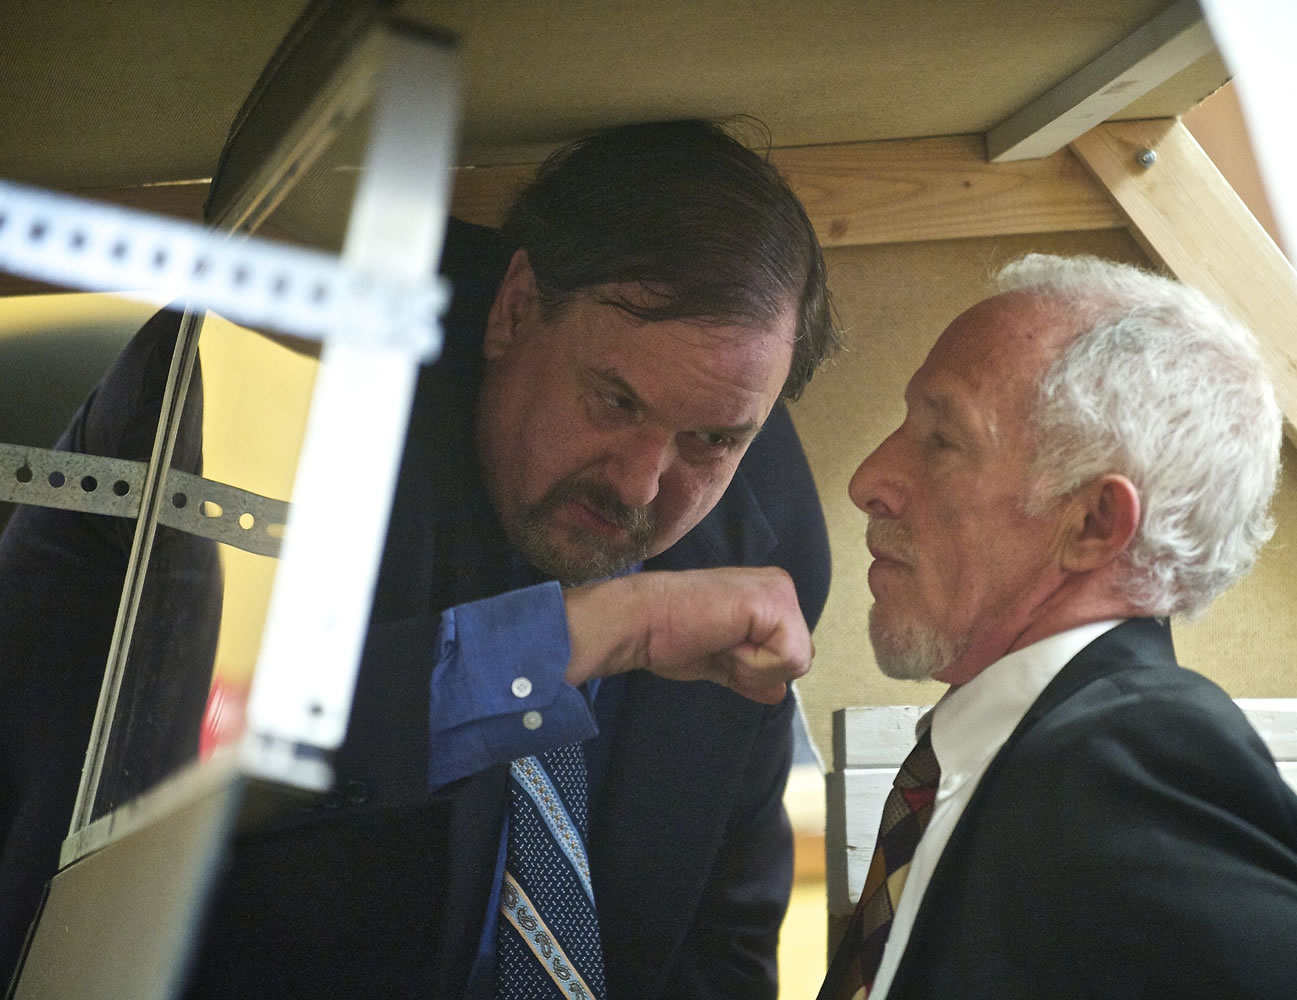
907 384 997 445
585 367 644 407
710 418 762 440
904 380 960 420
905 382 949 415
587 366 761 439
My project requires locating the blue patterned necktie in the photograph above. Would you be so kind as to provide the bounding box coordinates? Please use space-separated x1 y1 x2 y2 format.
495 743 606 1000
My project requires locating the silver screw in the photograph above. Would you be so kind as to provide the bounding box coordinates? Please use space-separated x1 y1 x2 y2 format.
1136 148 1157 168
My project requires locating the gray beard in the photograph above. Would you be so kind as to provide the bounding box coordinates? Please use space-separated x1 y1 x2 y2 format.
507 478 654 585
868 603 967 682
510 512 647 585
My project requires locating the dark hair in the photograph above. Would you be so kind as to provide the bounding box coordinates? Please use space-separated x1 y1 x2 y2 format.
500 119 839 400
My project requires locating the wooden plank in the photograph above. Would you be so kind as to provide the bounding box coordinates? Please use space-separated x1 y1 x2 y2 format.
832 704 929 770
1236 698 1297 760
825 767 893 916
988 0 1216 162
449 163 533 231
794 831 826 882
774 137 1123 246
1 136 1123 298
1071 120 1297 445
446 135 1124 247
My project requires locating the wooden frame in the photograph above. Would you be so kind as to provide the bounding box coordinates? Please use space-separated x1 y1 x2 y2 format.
12 118 1291 450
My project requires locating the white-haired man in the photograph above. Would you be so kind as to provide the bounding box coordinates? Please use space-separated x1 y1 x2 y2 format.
819 254 1297 1000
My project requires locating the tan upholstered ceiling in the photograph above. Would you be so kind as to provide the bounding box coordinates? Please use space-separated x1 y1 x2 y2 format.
0 1 1228 192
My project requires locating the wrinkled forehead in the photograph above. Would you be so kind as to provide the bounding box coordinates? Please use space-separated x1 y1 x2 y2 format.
915 292 1074 435
928 293 1072 384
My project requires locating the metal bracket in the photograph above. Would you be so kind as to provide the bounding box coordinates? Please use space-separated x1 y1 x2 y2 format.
0 442 289 557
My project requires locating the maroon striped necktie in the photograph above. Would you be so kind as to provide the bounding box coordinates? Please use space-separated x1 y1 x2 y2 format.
818 728 941 1000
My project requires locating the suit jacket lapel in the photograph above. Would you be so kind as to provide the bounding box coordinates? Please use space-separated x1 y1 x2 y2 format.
429 765 511 998
890 618 1177 994
588 673 765 1000
1015 618 1176 735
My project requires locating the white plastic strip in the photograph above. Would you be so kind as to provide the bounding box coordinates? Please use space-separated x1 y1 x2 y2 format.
242 28 460 766
0 179 446 357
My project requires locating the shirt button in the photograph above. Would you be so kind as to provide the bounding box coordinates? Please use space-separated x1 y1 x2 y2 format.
522 710 543 730
511 676 533 699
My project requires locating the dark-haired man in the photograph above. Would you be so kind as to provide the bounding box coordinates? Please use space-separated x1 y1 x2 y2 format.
178 120 840 1000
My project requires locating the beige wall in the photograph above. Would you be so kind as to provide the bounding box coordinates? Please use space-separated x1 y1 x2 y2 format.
788 230 1297 764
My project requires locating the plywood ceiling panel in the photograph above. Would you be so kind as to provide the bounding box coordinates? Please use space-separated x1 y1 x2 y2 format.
0 0 1227 191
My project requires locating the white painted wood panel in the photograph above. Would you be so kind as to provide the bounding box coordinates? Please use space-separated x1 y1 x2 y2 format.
826 700 1297 918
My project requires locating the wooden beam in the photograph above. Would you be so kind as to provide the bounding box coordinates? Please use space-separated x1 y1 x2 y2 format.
773 136 1122 247
1 135 1124 297
988 0 1217 162
449 135 1124 247
1071 119 1297 445
449 163 533 232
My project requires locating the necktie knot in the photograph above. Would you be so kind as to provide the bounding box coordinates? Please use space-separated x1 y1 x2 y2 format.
895 728 940 789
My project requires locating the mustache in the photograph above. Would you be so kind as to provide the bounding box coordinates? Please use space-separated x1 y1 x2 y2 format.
865 517 915 564
539 477 655 542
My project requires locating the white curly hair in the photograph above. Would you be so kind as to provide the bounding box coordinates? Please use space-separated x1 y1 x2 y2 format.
996 253 1282 619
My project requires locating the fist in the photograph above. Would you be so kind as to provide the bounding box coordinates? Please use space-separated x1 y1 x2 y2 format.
564 567 814 704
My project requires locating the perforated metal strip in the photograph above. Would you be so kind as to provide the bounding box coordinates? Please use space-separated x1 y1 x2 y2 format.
0 442 288 557
0 179 447 358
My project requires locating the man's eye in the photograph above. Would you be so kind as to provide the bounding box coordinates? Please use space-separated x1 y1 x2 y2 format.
694 431 734 450
601 390 636 411
929 432 954 450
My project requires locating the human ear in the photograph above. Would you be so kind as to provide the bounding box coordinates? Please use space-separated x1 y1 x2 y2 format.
1060 474 1140 573
483 248 539 361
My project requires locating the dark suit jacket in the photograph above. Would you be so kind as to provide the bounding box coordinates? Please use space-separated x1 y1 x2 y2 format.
879 618 1297 999
179 219 832 1000
0 310 223 983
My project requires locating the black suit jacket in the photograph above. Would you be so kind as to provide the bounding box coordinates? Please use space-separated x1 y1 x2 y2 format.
180 219 832 999
878 618 1297 999
0 310 222 983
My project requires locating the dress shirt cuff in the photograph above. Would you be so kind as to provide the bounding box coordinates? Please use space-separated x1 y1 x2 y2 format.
427 581 598 791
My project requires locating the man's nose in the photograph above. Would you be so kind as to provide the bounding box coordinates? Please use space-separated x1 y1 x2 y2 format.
848 431 905 517
607 429 672 508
